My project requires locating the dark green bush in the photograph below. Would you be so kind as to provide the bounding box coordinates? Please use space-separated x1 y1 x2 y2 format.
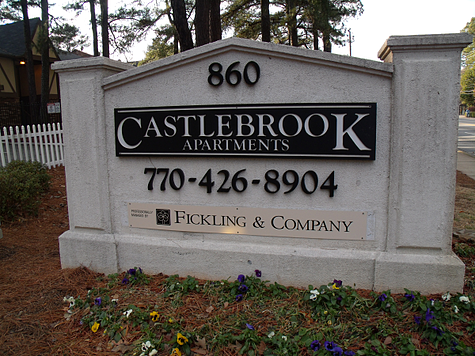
0 160 51 222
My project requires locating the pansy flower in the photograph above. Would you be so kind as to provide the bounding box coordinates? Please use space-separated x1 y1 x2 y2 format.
122 277 129 285
246 323 255 330
459 296 470 304
309 289 320 301
425 308 435 323
442 292 451 301
91 321 100 333
235 294 243 302
128 268 136 275
177 332 188 345
170 348 182 356
332 346 343 356
310 340 321 352
414 315 422 325
237 274 246 283
324 341 338 351
239 284 249 293
431 326 444 336
404 293 415 302
344 351 356 356
333 279 343 288
123 309 133 318
378 293 387 302
255 269 262 277
142 340 152 351
150 311 160 322
94 297 102 306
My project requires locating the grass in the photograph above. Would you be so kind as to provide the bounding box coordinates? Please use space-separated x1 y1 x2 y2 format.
63 268 475 356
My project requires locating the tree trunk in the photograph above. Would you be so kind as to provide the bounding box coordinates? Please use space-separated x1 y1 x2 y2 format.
313 27 319 50
89 0 99 56
100 0 109 57
209 0 221 42
195 0 209 47
286 0 298 46
171 0 193 51
40 0 49 123
20 0 36 125
261 0 270 42
323 32 331 52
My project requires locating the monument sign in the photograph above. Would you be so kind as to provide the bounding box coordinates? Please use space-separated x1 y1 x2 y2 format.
52 34 472 293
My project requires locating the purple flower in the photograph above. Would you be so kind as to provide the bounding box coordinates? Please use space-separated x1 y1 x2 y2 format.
425 308 435 323
333 279 343 288
235 294 243 302
310 340 321 352
255 269 262 277
332 346 343 356
378 293 387 302
246 323 254 330
122 277 129 285
94 297 102 306
128 268 136 275
138 267 143 274
239 284 249 293
344 351 356 356
414 315 422 325
237 274 246 283
431 326 444 336
324 341 338 351
404 293 415 302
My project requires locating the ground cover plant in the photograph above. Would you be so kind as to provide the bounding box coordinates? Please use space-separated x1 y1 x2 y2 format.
0 166 474 355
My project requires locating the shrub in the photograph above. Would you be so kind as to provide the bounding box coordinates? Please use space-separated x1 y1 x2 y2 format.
0 160 51 222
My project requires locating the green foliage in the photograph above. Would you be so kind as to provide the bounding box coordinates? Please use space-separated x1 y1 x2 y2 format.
454 243 475 257
461 18 475 106
0 160 51 222
65 271 475 355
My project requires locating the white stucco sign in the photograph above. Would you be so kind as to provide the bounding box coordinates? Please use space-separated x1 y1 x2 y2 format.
53 34 472 294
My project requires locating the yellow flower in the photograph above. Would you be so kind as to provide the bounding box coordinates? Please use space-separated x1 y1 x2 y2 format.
91 321 100 333
150 311 160 322
171 348 182 356
332 283 340 290
177 332 188 345
328 320 332 325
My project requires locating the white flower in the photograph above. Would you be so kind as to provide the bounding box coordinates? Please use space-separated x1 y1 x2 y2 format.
442 292 451 302
309 289 320 301
149 350 158 356
112 298 118 303
460 296 470 304
454 305 459 313
123 309 133 318
63 296 75 309
268 331 275 338
431 300 435 306
282 335 287 341
141 341 152 351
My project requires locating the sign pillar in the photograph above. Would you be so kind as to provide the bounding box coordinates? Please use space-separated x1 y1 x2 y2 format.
53 57 131 274
375 34 472 290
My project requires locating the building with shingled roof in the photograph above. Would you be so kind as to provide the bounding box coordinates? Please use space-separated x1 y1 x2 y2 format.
0 18 61 126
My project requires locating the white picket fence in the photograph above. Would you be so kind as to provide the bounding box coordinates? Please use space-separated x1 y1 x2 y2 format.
0 123 64 168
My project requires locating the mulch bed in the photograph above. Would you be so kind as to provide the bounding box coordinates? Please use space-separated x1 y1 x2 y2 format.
0 167 474 355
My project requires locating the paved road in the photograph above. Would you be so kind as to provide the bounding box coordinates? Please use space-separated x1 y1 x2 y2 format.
459 115 475 156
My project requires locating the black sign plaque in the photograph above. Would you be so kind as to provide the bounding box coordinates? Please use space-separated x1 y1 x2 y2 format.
115 103 376 160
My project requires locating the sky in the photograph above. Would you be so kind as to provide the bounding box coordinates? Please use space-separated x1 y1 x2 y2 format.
29 0 475 62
